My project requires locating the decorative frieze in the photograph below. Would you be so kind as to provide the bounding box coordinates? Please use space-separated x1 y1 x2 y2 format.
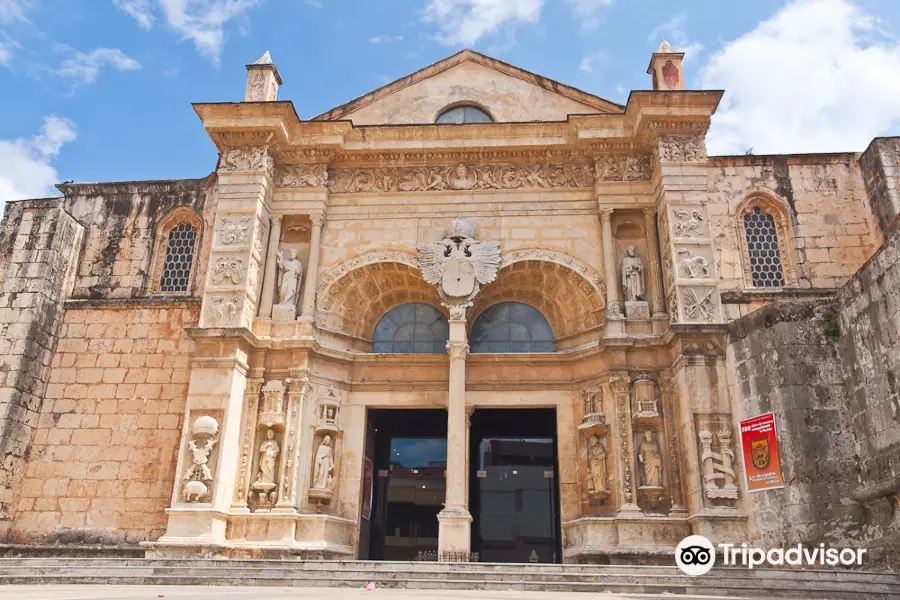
328 163 594 194
594 154 652 182
219 145 274 174
277 164 328 188
658 135 707 163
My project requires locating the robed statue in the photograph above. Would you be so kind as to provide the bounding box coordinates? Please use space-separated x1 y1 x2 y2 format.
255 429 280 485
621 244 645 302
276 247 304 307
638 431 662 487
312 435 335 490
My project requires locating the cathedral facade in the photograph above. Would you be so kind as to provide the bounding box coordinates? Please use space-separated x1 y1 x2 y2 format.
0 45 897 566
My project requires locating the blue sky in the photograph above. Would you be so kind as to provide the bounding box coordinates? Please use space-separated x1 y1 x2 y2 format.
2 0 900 201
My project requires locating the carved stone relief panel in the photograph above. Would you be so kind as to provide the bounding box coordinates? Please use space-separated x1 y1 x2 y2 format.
658 134 708 163
678 285 719 323
205 294 243 327
697 418 741 508
211 256 245 286
328 163 594 194
277 164 328 188
670 205 710 239
217 215 252 246
594 154 652 182
180 414 221 504
219 145 274 175
674 245 714 281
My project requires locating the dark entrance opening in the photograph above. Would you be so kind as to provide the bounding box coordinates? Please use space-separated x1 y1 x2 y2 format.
470 408 561 563
360 409 447 561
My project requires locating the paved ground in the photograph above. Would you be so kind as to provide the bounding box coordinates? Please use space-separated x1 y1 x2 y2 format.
0 586 804 600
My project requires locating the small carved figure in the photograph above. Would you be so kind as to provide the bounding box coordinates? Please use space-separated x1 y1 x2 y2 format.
211 296 238 327
588 436 608 494
621 245 645 301
638 431 662 488
255 429 280 485
276 247 304 307
312 435 335 490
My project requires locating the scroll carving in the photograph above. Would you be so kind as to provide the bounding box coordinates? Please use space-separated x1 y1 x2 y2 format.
212 256 244 285
219 215 251 245
328 163 594 194
658 135 707 163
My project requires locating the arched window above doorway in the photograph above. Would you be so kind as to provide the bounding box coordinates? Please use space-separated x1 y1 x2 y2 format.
435 104 494 124
372 303 449 354
470 302 554 353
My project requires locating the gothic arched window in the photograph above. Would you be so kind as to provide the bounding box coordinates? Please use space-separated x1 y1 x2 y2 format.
470 302 554 353
743 206 786 287
372 303 449 353
435 104 494 124
149 208 202 295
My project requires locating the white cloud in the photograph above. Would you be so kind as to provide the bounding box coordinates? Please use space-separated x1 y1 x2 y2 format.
113 0 261 63
0 116 76 202
369 35 403 44
578 52 604 73
58 47 142 85
423 0 543 46
0 37 17 66
0 0 35 23
565 0 613 31
304 0 322 7
702 0 900 155
113 0 154 29
648 14 702 63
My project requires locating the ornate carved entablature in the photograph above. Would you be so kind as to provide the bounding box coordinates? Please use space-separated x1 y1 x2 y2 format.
328 163 594 194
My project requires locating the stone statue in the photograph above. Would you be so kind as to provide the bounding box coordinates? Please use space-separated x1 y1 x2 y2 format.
312 435 335 490
255 429 280 485
621 244 645 301
588 435 608 494
276 248 304 307
638 431 662 488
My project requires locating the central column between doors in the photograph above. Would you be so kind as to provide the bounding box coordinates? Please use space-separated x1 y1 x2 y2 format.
437 309 472 558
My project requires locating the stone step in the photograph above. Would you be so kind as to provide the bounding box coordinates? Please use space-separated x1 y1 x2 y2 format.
0 573 895 600
0 564 896 589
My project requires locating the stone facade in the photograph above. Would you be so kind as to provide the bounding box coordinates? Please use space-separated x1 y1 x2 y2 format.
0 47 896 566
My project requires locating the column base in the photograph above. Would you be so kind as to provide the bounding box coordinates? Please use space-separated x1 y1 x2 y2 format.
437 506 472 558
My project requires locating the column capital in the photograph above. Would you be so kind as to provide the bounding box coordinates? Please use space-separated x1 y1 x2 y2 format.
641 207 657 219
272 213 284 226
446 340 470 360
310 213 326 228
598 207 614 222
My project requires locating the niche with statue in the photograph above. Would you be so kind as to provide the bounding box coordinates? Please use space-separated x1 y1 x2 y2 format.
308 387 343 504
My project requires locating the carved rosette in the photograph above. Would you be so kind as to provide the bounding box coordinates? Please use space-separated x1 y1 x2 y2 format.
328 163 594 194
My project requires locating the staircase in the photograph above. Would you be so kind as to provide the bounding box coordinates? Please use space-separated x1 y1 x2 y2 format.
0 557 897 599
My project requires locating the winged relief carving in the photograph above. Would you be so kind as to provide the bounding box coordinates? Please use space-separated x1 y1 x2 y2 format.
417 218 501 306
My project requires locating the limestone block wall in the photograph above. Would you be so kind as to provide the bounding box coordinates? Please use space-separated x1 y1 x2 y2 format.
56 178 213 300
727 219 900 568
708 155 880 320
837 218 900 562
860 138 900 235
0 200 84 535
10 302 199 544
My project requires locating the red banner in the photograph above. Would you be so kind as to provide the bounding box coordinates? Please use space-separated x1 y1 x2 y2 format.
739 412 784 493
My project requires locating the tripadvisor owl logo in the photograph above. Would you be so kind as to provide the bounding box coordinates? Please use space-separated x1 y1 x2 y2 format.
675 535 715 576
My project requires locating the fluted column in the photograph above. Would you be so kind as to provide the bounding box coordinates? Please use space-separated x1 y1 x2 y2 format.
300 213 325 319
438 308 472 558
258 214 283 318
599 208 622 318
642 208 665 316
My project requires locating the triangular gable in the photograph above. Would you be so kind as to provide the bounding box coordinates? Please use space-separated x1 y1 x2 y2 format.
312 49 622 125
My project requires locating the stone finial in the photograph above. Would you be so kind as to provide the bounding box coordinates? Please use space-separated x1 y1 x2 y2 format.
647 39 685 91
245 51 282 102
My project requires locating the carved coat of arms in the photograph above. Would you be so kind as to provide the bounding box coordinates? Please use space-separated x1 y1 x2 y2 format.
751 439 770 470
417 218 500 306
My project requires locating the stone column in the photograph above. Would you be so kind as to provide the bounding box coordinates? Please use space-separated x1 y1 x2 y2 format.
258 214 283 319
438 308 472 559
300 213 325 320
599 209 624 336
642 208 665 316
610 374 640 513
